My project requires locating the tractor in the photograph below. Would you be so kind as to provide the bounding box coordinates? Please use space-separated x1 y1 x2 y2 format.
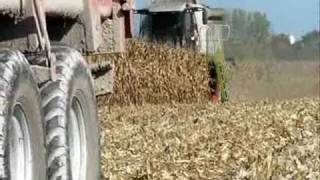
136 0 231 102
0 0 133 179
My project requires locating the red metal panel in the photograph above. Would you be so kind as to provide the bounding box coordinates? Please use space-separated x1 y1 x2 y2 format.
96 0 113 17
98 0 112 7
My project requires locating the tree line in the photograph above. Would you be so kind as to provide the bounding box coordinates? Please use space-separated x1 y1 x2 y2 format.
224 9 320 61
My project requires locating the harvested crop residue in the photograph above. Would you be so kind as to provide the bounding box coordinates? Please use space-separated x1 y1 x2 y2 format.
100 99 320 179
95 40 210 106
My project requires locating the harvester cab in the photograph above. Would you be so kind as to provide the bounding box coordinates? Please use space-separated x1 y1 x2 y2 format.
136 0 230 55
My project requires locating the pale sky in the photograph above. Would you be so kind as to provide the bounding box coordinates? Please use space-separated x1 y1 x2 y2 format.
136 0 320 37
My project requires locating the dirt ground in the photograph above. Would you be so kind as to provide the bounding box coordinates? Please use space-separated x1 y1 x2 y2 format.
100 99 319 180
228 60 319 101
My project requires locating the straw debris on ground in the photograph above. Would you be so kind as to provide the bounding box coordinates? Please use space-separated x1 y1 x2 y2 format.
100 99 320 180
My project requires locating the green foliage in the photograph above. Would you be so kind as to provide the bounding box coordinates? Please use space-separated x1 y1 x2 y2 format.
301 30 320 48
250 12 271 44
208 48 231 102
298 31 320 59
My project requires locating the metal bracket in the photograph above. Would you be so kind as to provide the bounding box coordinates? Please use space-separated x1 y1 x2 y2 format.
32 0 56 81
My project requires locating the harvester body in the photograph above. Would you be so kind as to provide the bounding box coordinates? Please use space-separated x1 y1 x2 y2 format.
137 0 229 56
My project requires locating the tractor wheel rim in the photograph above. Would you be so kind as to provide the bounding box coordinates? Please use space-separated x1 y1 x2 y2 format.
69 97 87 180
8 105 32 180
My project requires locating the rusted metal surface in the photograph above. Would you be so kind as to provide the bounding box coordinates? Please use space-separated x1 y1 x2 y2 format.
45 0 84 17
0 0 113 18
0 0 23 15
0 0 84 17
149 0 187 12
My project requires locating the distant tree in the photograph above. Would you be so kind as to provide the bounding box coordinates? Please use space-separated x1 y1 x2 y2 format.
270 31 319 60
225 9 272 60
227 9 271 43
229 9 251 42
296 30 320 60
301 30 320 49
271 34 294 60
248 12 271 44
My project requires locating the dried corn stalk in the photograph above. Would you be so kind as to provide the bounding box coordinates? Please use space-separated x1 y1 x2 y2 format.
101 40 210 105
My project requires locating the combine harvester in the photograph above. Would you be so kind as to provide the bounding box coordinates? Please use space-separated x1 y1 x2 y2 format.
137 0 230 101
0 0 133 179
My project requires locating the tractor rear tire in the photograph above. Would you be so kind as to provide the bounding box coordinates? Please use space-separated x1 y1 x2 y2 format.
0 50 46 180
40 46 100 180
